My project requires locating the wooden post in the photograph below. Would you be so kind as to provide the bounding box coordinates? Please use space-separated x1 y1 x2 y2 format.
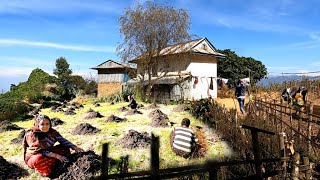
151 133 160 180
290 105 293 138
241 125 275 180
251 131 263 179
258 99 261 118
101 143 109 179
279 132 287 179
273 99 277 132
214 105 217 123
302 156 311 180
265 100 267 123
262 99 266 123
308 104 313 154
298 109 302 146
279 132 287 157
280 99 283 132
207 161 218 180
291 153 300 180
235 111 238 128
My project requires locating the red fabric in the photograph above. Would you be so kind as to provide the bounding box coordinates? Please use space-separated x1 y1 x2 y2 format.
25 145 71 177
194 77 198 84
23 128 61 156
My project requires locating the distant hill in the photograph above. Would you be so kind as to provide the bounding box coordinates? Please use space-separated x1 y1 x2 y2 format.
257 75 320 87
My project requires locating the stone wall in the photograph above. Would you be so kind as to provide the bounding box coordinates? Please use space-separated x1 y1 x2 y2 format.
98 82 122 97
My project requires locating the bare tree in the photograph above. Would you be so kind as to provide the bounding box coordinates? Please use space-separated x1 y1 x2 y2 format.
117 1 192 100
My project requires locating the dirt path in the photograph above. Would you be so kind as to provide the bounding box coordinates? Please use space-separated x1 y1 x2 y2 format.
215 97 250 114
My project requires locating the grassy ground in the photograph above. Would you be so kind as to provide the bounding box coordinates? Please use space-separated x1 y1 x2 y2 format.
0 100 233 179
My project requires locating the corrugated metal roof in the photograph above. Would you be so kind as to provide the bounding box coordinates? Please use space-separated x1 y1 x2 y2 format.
91 60 135 70
130 37 225 63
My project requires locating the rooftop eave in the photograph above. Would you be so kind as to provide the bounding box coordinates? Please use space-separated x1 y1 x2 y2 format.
192 52 226 58
90 66 136 70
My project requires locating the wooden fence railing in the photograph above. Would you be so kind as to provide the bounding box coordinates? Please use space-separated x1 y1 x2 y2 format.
97 125 285 180
94 98 316 179
250 97 320 158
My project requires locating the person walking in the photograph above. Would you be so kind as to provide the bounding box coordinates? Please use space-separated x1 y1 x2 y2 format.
235 79 247 114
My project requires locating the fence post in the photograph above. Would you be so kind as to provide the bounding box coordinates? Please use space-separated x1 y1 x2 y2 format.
290 105 293 138
302 156 311 180
262 99 266 123
101 143 109 180
207 160 218 180
235 111 238 128
258 98 261 118
240 125 275 180
151 133 160 180
280 99 283 132
290 152 300 180
279 132 287 178
308 103 313 154
266 102 271 126
273 99 277 132
298 108 302 146
252 130 263 180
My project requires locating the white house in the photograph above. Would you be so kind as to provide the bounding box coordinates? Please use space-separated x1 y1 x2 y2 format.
126 37 225 101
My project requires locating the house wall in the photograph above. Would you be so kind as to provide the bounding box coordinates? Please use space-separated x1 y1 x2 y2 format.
98 69 126 83
97 69 127 97
134 54 218 100
136 54 191 76
158 54 191 73
187 55 218 99
170 78 192 100
98 82 122 97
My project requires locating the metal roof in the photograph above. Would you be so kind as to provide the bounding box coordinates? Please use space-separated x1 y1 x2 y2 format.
91 60 135 70
130 38 225 63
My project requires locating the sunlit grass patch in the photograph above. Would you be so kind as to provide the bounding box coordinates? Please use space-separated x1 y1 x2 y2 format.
0 99 233 179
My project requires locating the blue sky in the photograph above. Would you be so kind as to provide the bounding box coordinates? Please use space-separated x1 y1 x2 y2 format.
1 0 320 92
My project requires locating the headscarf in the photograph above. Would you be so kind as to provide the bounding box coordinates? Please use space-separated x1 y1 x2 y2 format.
30 115 52 132
23 115 56 158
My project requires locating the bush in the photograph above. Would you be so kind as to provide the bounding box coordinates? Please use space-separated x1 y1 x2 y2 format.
0 95 32 122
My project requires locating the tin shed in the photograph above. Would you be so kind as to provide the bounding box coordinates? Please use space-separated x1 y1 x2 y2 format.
91 60 136 97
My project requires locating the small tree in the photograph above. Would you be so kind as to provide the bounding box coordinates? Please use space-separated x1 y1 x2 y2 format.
53 57 74 100
117 1 191 100
54 57 72 79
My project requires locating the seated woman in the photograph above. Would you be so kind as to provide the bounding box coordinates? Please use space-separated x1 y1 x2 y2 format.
23 115 83 177
128 95 137 109
170 118 199 158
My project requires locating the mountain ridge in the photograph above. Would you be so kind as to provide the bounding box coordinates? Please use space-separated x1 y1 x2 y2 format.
257 75 320 86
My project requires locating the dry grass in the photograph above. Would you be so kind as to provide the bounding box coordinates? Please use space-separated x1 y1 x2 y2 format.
0 100 233 179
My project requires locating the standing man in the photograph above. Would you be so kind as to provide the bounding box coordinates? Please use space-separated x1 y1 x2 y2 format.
235 79 247 114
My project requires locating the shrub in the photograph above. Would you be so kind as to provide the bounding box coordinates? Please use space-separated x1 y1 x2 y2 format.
0 95 32 122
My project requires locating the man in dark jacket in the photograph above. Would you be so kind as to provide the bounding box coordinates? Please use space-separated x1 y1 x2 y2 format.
235 79 247 114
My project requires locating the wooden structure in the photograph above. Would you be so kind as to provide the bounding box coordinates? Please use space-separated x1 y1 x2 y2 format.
98 129 284 180
91 60 136 97
126 38 225 102
249 97 320 154
94 99 317 179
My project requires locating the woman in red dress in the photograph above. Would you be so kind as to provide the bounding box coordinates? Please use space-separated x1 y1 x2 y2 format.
23 115 83 177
